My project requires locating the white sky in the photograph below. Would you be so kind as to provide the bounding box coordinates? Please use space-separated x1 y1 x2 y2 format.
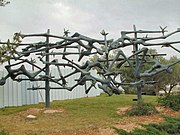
0 0 180 58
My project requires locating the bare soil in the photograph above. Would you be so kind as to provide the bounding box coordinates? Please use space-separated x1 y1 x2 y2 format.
17 108 65 117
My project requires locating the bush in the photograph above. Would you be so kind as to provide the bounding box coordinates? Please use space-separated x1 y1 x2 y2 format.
114 116 180 135
148 116 180 134
0 130 10 135
158 93 180 111
127 102 158 116
123 87 137 94
113 127 131 135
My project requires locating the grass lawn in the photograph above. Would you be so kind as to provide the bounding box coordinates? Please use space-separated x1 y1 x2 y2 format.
0 94 158 134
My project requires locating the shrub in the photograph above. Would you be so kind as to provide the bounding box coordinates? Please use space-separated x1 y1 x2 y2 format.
113 127 131 135
123 87 137 94
114 116 180 135
158 93 180 111
0 130 10 135
148 116 180 134
127 102 158 116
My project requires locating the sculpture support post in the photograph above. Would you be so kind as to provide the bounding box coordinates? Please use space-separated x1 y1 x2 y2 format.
133 25 142 105
137 86 142 105
104 33 109 69
45 29 50 108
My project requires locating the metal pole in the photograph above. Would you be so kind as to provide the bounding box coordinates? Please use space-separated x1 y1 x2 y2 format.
45 29 50 108
133 25 142 105
104 34 109 69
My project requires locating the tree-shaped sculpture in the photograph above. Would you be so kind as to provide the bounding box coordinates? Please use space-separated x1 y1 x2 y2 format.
0 26 179 107
114 25 180 105
0 0 10 7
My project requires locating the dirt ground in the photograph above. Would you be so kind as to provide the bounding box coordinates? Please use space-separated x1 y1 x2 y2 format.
16 106 180 135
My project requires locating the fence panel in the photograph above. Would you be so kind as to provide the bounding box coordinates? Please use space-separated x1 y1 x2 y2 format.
0 71 4 108
38 68 101 102
0 68 101 108
0 71 40 108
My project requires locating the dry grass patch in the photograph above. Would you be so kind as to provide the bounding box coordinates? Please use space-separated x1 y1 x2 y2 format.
0 94 159 134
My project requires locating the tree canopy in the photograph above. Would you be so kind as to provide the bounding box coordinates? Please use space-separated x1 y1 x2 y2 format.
0 33 21 63
153 56 180 95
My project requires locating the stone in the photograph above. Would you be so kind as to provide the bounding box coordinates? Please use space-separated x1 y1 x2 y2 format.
26 114 37 120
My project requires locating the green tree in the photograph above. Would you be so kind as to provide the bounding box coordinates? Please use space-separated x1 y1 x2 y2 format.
120 49 160 94
90 48 180 96
119 62 136 94
154 56 180 96
0 33 21 63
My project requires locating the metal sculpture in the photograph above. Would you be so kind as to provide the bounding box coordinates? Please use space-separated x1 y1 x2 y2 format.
0 26 179 107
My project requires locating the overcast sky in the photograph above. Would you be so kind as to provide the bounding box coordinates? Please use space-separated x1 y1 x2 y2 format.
0 0 180 57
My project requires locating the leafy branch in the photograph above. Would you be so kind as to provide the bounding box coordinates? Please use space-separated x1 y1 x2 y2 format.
0 32 22 63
